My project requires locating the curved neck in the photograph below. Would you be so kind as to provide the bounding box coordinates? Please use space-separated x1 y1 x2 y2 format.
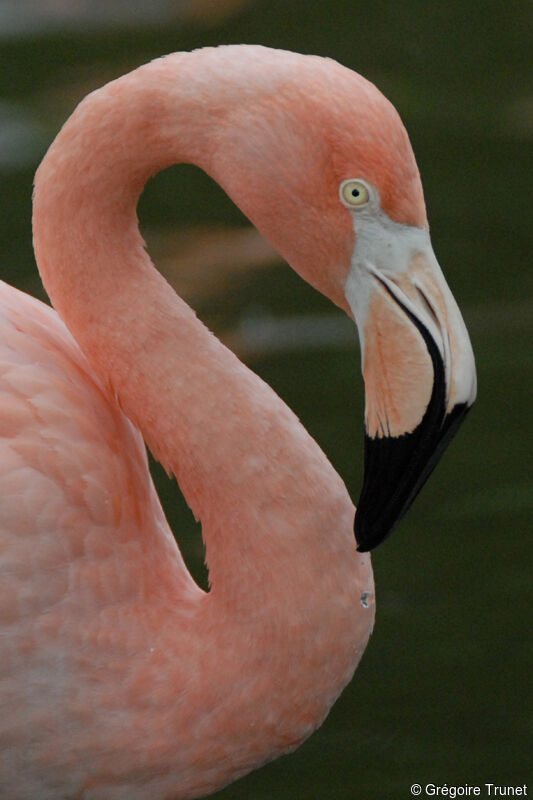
33 54 358 616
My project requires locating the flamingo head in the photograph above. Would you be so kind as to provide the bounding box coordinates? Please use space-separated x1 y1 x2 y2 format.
202 46 477 550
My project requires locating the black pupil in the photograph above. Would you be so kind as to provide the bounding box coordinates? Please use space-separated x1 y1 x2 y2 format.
351 188 360 197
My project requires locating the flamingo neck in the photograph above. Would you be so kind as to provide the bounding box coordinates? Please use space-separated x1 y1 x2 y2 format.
33 49 369 634
31 52 378 786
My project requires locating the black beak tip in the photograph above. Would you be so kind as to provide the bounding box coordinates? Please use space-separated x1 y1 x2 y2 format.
353 401 471 553
355 512 395 553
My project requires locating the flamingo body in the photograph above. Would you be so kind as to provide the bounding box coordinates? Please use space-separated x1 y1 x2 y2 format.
0 45 475 799
1 278 372 799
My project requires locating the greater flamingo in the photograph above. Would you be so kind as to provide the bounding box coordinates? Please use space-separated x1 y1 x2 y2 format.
0 46 476 799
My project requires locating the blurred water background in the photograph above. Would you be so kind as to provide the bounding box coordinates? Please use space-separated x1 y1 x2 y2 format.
0 1 531 797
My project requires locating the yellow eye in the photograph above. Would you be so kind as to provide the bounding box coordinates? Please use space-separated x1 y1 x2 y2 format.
339 179 370 208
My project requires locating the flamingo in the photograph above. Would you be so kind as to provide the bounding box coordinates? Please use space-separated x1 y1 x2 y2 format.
0 45 476 799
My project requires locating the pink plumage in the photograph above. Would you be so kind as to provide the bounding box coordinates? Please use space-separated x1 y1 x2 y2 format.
0 45 475 798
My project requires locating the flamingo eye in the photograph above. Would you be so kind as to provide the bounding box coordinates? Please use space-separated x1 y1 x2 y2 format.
339 179 370 208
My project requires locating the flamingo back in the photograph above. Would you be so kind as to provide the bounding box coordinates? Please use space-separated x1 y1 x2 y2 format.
0 281 201 798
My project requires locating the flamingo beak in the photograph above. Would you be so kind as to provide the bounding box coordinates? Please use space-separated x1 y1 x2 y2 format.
345 227 476 552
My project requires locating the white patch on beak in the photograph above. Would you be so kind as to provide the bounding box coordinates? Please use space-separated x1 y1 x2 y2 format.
345 208 477 419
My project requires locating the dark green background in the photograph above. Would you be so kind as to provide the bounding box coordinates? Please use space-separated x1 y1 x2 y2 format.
1 1 531 797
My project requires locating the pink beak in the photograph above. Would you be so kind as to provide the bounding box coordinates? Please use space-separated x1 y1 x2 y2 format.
345 233 477 551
